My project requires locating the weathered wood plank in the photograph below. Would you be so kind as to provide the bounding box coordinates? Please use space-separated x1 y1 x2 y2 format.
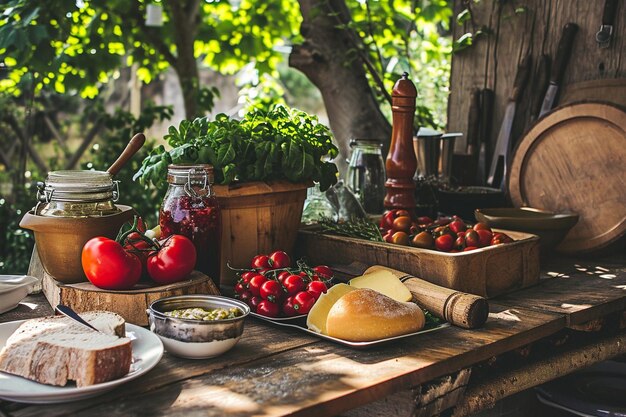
8 304 562 417
495 257 626 326
448 0 626 157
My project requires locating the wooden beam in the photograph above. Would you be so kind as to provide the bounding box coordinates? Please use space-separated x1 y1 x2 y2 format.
452 330 626 416
64 119 103 169
3 114 48 173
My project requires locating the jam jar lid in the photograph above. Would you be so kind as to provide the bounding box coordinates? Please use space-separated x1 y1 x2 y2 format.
167 164 215 186
38 170 118 203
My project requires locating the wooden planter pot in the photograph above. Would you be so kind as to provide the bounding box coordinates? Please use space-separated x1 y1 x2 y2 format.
214 181 311 289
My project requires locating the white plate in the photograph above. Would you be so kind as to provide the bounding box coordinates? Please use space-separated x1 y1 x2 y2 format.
0 320 164 404
0 275 39 314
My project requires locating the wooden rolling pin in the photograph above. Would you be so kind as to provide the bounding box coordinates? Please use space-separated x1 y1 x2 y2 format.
364 265 489 329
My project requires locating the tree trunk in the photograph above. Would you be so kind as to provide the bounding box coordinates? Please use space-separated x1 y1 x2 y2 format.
167 0 201 119
290 0 391 177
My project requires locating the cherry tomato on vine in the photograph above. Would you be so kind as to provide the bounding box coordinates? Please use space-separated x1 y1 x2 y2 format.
292 291 316 314
312 265 333 280
307 281 328 300
251 255 271 269
234 282 246 294
257 300 280 317
238 291 253 304
147 235 197 284
277 271 291 285
82 237 142 290
282 296 298 317
260 279 284 302
284 274 305 295
249 296 262 312
248 274 267 296
269 251 291 269
240 271 257 284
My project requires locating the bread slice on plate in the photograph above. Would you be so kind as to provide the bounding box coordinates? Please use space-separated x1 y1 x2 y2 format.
0 311 132 387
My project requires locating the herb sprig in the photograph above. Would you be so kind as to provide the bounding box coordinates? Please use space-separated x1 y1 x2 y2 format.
134 105 339 191
317 216 384 242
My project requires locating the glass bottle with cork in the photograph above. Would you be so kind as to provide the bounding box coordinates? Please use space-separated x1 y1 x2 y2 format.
159 164 221 287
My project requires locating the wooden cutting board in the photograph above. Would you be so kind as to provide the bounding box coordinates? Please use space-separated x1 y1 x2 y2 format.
560 78 626 108
509 102 626 254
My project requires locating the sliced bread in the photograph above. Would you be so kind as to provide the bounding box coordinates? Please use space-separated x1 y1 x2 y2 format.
0 311 132 387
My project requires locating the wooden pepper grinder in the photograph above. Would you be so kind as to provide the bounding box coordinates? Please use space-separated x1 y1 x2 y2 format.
384 72 417 212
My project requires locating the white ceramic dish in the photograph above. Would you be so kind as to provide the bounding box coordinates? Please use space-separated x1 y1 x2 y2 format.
0 321 163 404
157 333 241 359
0 275 39 314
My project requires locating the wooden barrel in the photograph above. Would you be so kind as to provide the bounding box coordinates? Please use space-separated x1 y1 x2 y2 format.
214 181 311 289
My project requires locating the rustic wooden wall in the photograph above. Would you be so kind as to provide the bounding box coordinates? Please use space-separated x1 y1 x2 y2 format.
448 0 626 158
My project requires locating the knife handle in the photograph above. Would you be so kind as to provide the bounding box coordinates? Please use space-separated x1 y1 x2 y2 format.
510 54 533 103
466 89 481 155
531 54 552 119
551 23 578 84
364 265 490 329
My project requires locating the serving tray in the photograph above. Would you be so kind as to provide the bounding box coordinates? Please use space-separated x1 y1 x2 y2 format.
250 312 449 349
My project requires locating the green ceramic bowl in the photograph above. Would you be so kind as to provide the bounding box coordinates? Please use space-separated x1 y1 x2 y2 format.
474 208 579 253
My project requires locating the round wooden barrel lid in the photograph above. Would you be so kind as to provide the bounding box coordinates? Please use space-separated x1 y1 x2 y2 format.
508 102 626 254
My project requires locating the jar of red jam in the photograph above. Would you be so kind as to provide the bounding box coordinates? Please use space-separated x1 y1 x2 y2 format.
159 164 221 287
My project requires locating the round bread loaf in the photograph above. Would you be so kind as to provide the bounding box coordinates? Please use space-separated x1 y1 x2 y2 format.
325 288 426 342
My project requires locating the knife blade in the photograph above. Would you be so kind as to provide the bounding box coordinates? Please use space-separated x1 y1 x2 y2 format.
487 54 532 190
530 54 551 122
476 88 494 185
539 23 578 117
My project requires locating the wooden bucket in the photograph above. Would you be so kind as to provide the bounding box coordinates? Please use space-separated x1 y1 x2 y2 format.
214 181 311 289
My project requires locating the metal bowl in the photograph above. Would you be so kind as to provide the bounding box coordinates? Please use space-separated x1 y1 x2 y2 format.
146 295 250 359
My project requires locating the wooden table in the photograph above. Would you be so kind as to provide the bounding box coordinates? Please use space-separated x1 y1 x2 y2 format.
1 255 625 417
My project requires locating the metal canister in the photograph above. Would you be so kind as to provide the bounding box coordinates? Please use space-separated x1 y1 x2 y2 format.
35 170 121 218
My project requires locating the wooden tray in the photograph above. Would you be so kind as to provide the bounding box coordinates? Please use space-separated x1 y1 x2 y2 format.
295 227 540 298
509 102 626 254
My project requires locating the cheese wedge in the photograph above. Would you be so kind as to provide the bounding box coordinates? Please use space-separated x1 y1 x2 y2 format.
306 283 356 334
349 269 412 302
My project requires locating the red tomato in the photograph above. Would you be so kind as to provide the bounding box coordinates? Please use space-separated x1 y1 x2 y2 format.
313 265 333 280
260 279 284 302
449 219 467 234
257 300 280 317
238 291 253 304
454 235 466 251
464 230 480 248
282 297 299 317
380 211 396 229
146 235 197 284
434 234 454 252
240 271 257 284
293 291 316 314
284 274 305 295
277 271 291 284
464 246 479 251
251 255 271 269
476 229 493 247
234 282 246 294
269 251 291 269
82 237 142 290
392 216 412 232
491 232 513 245
473 222 492 232
248 274 267 296
249 296 262 311
307 281 327 300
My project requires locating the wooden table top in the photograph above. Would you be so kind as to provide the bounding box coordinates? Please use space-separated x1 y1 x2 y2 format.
1 254 624 417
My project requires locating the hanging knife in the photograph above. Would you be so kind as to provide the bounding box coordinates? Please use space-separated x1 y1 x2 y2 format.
487 54 532 190
530 54 551 122
477 88 494 185
539 23 578 117
596 0 618 48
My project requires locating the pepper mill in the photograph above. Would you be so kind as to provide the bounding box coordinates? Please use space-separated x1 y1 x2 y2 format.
384 72 417 212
